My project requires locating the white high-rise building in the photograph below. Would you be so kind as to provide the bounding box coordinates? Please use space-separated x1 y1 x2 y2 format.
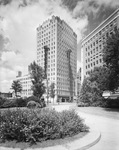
37 16 77 102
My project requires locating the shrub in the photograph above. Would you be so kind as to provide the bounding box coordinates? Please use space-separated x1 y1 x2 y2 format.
26 96 40 103
59 110 88 137
27 101 41 109
105 97 119 108
1 99 18 108
0 97 7 108
26 96 46 108
0 108 89 145
0 98 27 108
16 98 27 107
0 109 30 142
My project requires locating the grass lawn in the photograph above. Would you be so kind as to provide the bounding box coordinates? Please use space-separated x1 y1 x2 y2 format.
0 132 87 149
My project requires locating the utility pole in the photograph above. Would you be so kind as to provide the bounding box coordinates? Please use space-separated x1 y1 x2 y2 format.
44 45 50 105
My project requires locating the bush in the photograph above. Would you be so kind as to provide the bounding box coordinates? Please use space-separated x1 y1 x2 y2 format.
0 97 7 108
0 96 46 109
26 96 40 103
16 98 27 107
105 97 119 108
27 101 41 109
1 99 18 108
0 98 27 108
0 108 89 145
26 96 46 108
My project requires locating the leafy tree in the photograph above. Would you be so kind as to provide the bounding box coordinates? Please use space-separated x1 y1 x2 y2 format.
103 28 119 91
79 78 92 104
11 80 22 97
29 61 45 99
89 66 110 92
50 83 55 104
88 67 110 106
79 67 109 106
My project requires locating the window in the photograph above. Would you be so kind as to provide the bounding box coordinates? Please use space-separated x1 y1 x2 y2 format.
99 59 102 63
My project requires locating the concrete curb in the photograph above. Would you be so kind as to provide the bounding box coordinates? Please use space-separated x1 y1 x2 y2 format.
60 126 101 150
77 131 101 150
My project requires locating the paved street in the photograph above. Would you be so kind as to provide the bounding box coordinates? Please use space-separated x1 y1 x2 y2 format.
76 107 119 150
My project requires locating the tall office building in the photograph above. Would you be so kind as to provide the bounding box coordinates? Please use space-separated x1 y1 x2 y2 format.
37 16 77 102
81 8 119 84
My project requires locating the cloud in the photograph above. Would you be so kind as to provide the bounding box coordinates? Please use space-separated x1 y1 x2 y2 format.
72 0 119 18
0 0 89 92
0 0 119 92
0 33 10 59
0 0 12 5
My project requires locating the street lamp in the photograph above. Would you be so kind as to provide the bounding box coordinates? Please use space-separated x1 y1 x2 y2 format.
44 45 50 105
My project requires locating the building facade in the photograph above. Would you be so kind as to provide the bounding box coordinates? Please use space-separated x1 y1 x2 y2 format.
37 16 77 102
75 67 81 101
16 71 32 98
0 92 12 99
81 8 119 84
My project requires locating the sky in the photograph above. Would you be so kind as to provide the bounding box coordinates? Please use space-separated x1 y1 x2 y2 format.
0 0 119 92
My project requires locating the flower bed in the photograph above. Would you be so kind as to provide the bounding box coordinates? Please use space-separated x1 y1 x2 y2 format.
0 108 89 145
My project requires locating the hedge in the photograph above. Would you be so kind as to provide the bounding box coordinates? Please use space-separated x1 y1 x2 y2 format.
0 96 46 108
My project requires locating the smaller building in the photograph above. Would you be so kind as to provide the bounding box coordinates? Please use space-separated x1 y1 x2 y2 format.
0 92 12 99
16 71 33 98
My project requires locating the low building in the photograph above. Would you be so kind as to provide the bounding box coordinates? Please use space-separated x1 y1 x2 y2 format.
16 71 33 98
0 92 12 99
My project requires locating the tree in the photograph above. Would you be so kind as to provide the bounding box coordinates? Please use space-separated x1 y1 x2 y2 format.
29 61 45 99
79 78 92 104
89 66 110 92
50 83 55 104
11 80 22 97
103 28 119 91
79 66 110 106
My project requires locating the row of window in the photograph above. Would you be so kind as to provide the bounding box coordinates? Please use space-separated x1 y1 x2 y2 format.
86 46 102 57
86 53 102 63
82 18 117 47
86 58 102 69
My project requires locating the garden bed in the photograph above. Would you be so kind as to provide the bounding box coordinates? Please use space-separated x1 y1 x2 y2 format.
0 108 89 149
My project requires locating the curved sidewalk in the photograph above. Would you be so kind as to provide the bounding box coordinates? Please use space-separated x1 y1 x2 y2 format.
0 104 101 150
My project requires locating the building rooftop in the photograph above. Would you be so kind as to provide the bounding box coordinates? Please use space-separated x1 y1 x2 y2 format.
81 8 119 43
